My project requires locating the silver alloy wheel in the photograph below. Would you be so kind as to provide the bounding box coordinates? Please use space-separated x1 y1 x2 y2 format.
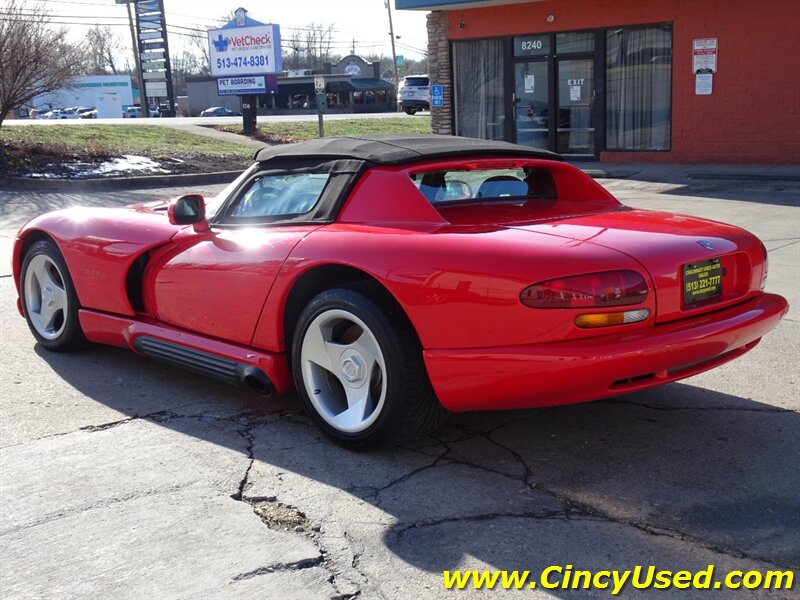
23 253 69 340
300 308 387 434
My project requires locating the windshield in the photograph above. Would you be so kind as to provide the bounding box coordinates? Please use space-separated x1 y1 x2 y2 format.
204 165 256 217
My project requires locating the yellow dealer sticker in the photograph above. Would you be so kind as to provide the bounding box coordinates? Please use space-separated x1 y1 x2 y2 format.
684 258 722 305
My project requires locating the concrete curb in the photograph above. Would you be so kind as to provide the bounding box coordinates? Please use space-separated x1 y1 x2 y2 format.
3 170 243 191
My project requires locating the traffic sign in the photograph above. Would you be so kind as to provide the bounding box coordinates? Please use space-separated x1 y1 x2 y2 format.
431 84 444 107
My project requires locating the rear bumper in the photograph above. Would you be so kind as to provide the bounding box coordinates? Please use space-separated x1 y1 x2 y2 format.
399 99 429 109
424 293 789 412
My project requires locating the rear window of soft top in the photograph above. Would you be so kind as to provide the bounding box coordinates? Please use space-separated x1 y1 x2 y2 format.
409 167 557 205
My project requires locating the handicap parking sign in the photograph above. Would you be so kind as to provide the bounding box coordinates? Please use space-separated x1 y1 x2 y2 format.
431 84 444 107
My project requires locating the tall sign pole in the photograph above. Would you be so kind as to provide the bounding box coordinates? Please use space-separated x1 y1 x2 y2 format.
386 1 400 112
134 0 175 116
124 1 148 117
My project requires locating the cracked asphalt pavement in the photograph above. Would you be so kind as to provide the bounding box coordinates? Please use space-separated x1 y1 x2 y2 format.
1 175 798 599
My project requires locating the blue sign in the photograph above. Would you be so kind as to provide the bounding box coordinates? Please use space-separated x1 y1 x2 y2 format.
431 84 444 107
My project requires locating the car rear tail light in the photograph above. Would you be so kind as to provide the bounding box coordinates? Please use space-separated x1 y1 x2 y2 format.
574 309 650 328
520 270 648 309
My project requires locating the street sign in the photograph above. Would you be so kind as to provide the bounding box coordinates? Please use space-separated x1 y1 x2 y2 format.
314 76 325 94
396 55 405 67
217 76 268 96
431 84 444 107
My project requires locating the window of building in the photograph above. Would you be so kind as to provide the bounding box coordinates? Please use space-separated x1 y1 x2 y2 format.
453 39 505 140
556 31 594 54
606 24 672 151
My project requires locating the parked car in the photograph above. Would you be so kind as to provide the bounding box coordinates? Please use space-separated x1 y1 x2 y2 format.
398 74 430 115
12 135 788 449
39 108 79 120
79 108 98 119
200 106 241 117
72 106 96 118
123 106 160 118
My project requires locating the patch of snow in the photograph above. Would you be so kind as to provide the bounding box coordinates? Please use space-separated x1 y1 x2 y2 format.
77 155 171 176
24 155 171 179
24 172 61 179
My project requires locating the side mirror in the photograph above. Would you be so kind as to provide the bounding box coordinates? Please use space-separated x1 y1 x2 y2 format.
168 194 209 232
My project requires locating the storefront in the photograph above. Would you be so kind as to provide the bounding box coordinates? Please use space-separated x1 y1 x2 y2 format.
186 56 395 116
397 0 800 164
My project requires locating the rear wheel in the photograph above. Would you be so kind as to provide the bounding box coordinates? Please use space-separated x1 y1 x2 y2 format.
403 107 417 115
292 284 445 449
20 240 87 352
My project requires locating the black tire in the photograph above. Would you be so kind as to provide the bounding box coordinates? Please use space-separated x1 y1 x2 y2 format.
20 240 88 352
403 107 417 116
291 283 446 450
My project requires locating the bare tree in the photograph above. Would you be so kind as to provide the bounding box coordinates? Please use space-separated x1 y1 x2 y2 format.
85 24 124 75
0 0 85 126
304 23 335 70
282 23 336 71
182 11 235 75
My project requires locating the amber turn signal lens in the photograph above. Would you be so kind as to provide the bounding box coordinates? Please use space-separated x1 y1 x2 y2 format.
575 309 650 328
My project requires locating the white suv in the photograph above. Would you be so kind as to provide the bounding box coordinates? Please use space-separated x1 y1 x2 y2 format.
123 106 160 118
398 75 430 115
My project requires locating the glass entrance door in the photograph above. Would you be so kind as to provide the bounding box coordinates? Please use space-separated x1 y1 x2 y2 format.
556 58 595 155
513 61 549 150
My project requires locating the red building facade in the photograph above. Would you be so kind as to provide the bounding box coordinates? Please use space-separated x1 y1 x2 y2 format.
400 0 800 164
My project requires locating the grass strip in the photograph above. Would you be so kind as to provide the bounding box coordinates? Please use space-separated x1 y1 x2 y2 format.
0 125 252 158
216 116 432 143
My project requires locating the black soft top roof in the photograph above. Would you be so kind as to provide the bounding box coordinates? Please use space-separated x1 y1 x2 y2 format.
252 134 562 165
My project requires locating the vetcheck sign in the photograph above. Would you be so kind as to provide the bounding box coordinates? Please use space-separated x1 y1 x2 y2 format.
208 22 282 77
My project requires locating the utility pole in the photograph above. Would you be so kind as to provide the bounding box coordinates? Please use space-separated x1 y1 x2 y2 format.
385 0 400 112
125 1 148 118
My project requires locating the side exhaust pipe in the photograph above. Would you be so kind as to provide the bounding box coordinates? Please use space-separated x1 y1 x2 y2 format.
239 366 274 397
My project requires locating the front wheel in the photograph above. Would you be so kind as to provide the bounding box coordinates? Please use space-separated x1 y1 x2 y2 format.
20 240 87 352
403 107 417 116
292 285 445 449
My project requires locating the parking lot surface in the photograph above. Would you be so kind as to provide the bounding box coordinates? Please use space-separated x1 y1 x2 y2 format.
1 174 798 598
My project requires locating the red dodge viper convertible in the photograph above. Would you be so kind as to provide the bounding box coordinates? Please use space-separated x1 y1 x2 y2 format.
13 135 788 448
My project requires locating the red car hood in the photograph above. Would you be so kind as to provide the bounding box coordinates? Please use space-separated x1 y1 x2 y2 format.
508 209 765 323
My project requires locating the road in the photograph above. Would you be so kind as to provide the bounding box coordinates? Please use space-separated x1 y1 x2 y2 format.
1 175 798 599
3 112 427 127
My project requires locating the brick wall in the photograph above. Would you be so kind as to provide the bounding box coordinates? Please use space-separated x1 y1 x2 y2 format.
427 11 453 135
430 0 800 164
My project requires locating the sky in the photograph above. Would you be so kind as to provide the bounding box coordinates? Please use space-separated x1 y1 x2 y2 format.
26 0 430 63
